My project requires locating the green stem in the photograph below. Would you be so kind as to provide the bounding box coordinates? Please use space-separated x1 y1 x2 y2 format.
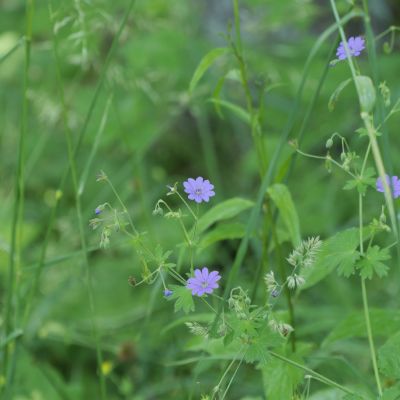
361 277 382 396
329 0 397 237
268 206 296 351
2 0 34 395
269 352 356 396
359 193 382 395
49 12 108 399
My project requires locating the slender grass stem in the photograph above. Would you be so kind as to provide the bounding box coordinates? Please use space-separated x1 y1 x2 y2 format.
269 352 356 395
267 207 296 351
2 0 34 395
359 193 382 395
329 0 397 237
46 4 107 396
25 0 137 320
361 277 382 396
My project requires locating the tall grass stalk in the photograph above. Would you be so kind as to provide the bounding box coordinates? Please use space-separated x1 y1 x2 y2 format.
2 0 34 396
329 0 392 395
23 0 137 318
45 2 108 396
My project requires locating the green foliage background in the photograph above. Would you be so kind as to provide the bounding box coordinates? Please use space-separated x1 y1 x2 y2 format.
1 0 400 399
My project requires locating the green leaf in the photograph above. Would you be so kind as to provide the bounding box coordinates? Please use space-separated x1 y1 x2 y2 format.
197 197 254 233
169 285 195 314
301 228 360 289
267 183 301 247
356 245 390 280
189 47 230 93
322 309 400 347
381 383 400 400
355 75 376 113
261 352 304 399
208 98 251 124
343 167 376 195
328 78 352 111
198 222 245 249
243 327 282 365
378 331 400 380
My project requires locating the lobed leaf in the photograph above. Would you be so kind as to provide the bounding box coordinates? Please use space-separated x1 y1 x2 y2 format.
169 285 195 314
301 228 360 289
378 331 400 380
322 308 400 347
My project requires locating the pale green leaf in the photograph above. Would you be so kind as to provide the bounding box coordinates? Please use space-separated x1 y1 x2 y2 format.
189 47 230 93
355 75 376 113
301 228 360 289
197 197 254 233
198 222 245 249
328 78 352 111
261 353 304 399
208 98 251 124
267 183 301 247
170 285 195 314
356 245 390 280
378 331 400 380
322 309 400 347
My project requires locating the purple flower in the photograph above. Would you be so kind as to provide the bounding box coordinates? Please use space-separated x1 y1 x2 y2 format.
183 177 215 203
336 36 365 60
376 175 400 199
164 289 173 297
95 207 102 215
187 267 221 296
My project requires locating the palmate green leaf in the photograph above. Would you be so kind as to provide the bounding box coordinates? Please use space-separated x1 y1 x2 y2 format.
197 197 254 233
378 331 400 380
301 228 360 289
343 167 376 195
189 47 230 93
198 222 245 249
243 327 282 365
261 352 304 399
169 285 194 314
322 308 400 347
267 183 301 247
356 245 390 280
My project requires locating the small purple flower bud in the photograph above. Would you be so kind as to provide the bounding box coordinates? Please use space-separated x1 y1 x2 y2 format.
164 289 173 297
95 207 102 215
271 288 280 298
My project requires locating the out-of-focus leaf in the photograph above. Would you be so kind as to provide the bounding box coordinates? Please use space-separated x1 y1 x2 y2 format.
189 47 230 93
261 352 304 398
197 198 253 233
198 222 245 249
267 183 301 247
208 98 251 124
378 331 400 380
355 75 376 113
322 309 400 347
328 78 352 111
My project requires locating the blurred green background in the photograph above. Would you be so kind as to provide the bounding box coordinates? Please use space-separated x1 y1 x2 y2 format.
1 0 400 399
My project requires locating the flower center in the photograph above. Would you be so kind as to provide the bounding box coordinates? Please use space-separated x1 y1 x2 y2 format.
195 188 202 195
201 281 208 288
